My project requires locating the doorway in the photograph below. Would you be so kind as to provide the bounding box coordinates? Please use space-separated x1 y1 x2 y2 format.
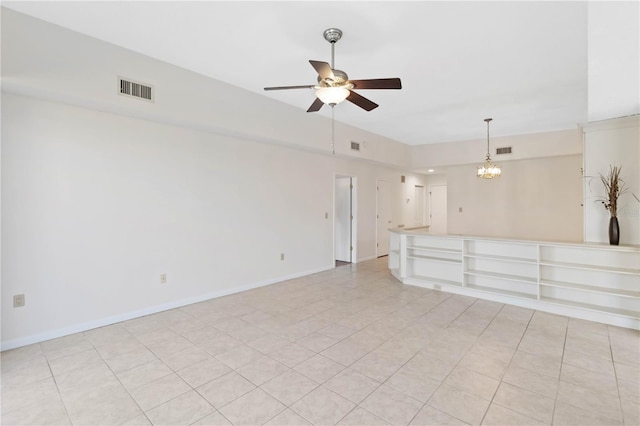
429 184 447 234
376 179 393 257
335 176 356 265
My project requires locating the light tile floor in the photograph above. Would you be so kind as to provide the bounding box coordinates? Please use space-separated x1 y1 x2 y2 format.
1 257 639 425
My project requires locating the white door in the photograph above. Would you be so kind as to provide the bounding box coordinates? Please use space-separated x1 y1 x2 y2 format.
414 185 425 226
335 177 352 262
377 180 393 257
429 185 447 234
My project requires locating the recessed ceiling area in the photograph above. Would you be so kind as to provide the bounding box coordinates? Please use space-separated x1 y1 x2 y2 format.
2 1 589 146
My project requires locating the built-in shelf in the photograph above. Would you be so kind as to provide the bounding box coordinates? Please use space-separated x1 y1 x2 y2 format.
464 269 537 284
539 260 639 275
540 279 640 299
390 230 640 330
540 296 639 319
465 253 537 264
408 246 461 254
408 254 462 264
406 275 461 288
465 283 537 301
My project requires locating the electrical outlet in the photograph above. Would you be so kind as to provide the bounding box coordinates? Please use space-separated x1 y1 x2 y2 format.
160 273 167 284
13 294 25 308
280 253 285 261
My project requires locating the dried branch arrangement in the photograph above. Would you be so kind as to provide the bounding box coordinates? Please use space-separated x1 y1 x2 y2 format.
599 165 627 217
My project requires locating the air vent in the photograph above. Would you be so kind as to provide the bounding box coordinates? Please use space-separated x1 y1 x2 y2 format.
496 146 512 155
118 77 153 102
350 141 361 151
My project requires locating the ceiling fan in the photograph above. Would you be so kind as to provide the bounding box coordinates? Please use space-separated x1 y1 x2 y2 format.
264 28 402 112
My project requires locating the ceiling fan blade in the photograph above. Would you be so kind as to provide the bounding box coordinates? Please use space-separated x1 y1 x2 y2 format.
309 60 335 81
347 91 378 111
349 78 402 90
264 85 315 91
307 98 324 112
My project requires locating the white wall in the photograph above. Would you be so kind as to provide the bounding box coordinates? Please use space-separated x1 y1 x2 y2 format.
583 116 640 245
411 128 582 171
411 129 584 242
1 94 333 347
446 155 583 242
587 1 640 121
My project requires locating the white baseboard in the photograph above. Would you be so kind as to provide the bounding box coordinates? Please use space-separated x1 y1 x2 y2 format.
1 264 335 351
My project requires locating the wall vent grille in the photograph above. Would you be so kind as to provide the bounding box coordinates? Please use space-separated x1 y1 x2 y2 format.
496 146 512 155
350 141 361 151
119 77 153 102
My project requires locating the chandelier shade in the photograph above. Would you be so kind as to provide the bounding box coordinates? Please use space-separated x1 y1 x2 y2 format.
477 118 501 179
316 86 350 105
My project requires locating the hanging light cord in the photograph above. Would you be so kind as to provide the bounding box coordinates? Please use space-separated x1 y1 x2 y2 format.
485 118 493 160
331 37 336 155
331 105 335 155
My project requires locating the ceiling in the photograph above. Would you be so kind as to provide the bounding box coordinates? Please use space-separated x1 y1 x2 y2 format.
2 1 588 146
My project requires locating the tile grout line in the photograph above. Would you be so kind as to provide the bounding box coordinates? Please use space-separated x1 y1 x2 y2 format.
41 341 76 426
475 303 534 426
608 325 627 425
548 317 569 426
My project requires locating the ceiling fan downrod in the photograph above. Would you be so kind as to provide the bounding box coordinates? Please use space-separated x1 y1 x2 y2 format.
323 28 342 70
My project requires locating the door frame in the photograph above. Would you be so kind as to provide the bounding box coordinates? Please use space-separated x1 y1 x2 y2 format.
334 174 357 264
414 184 426 227
376 179 393 257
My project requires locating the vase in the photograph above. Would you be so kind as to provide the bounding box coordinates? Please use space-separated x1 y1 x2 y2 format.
609 217 619 246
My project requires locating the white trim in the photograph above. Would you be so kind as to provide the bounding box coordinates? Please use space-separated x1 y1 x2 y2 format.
0 264 334 351
580 115 640 132
334 173 358 266
376 179 393 257
357 255 378 263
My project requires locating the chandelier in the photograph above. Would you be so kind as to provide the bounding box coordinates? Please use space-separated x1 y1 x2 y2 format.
477 118 501 179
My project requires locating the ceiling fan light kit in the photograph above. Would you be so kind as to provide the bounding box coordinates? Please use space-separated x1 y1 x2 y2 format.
264 28 402 112
477 118 502 179
316 86 351 105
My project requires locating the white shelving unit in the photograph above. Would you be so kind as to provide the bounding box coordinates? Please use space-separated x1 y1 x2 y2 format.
404 235 462 289
390 230 640 329
538 244 640 321
463 239 539 300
